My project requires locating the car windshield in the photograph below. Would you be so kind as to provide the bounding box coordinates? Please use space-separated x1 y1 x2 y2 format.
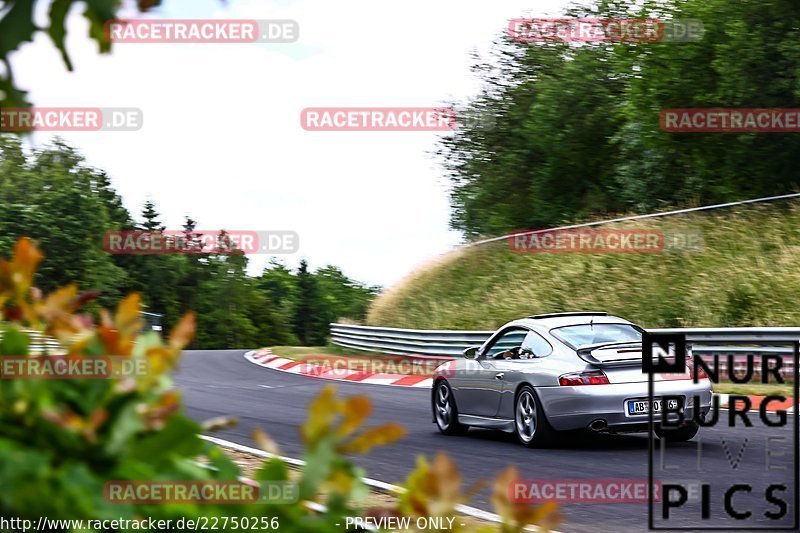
550 323 642 350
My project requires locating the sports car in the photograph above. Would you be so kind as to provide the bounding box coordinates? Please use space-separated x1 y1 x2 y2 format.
431 312 712 446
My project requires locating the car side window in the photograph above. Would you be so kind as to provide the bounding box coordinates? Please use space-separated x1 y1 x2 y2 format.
483 329 527 359
519 331 552 358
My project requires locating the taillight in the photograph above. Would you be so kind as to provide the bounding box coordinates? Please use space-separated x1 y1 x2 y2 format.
687 357 709 380
559 370 610 386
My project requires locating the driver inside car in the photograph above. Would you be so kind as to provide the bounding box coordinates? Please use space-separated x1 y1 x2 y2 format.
494 347 521 359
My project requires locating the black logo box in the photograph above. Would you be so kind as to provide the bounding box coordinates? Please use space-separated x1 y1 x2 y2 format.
643 331 799 530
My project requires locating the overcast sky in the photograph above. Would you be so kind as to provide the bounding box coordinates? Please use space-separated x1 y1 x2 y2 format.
11 0 574 287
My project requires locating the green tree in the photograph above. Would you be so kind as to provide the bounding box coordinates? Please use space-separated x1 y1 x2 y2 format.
121 201 185 333
0 139 375 349
315 265 379 324
175 217 209 338
257 258 300 345
293 259 325 345
195 245 259 349
438 0 800 236
613 0 800 210
0 137 129 307
246 291 289 347
140 199 166 232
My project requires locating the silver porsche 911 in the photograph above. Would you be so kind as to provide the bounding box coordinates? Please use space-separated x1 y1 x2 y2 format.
431 312 712 447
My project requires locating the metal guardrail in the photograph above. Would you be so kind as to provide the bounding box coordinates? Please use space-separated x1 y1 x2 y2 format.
1 312 165 355
330 323 798 373
330 323 493 357
469 192 800 247
0 329 65 355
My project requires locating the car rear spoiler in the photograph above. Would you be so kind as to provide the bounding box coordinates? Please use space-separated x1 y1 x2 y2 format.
576 341 649 368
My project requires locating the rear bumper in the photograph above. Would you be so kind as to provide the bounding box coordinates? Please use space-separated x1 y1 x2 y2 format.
536 380 712 432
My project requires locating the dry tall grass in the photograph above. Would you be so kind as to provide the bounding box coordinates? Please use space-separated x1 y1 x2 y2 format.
367 202 800 330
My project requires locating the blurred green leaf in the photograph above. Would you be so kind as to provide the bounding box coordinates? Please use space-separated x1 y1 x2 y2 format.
83 0 118 54
0 327 29 356
0 0 37 58
47 0 74 70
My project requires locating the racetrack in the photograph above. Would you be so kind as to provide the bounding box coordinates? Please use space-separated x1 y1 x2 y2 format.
176 350 797 532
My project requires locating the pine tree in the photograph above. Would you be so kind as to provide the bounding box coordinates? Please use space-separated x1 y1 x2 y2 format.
140 200 165 232
294 259 320 345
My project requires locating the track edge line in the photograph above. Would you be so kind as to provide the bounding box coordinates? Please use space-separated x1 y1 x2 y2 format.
200 434 557 532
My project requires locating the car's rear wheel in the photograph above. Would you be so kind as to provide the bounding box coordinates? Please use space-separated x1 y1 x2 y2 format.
433 380 467 435
655 421 700 442
514 386 556 447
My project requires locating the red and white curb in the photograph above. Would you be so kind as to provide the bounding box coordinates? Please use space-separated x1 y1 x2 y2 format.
244 349 434 388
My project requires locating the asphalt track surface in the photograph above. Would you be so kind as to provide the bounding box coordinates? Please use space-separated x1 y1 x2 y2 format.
176 350 799 533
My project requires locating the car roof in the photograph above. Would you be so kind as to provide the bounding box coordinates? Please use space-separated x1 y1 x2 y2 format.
504 313 635 332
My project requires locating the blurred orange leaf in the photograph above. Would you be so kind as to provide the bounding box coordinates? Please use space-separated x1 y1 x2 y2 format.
168 313 196 350
7 237 43 292
301 385 341 446
337 394 371 439
490 466 562 532
144 345 175 376
253 427 280 456
338 423 406 454
400 452 465 519
143 390 181 430
115 293 143 339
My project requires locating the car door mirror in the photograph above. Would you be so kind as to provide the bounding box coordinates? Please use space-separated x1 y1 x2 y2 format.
462 346 480 360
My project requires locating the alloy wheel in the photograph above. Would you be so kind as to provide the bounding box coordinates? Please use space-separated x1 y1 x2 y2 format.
516 390 537 443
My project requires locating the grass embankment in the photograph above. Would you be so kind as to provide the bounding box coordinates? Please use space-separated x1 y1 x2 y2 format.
712 381 795 396
367 201 800 330
269 345 359 360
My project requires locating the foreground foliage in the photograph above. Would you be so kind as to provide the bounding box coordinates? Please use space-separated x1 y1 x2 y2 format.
0 238 559 531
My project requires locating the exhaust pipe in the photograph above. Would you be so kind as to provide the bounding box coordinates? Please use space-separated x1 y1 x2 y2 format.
589 419 608 432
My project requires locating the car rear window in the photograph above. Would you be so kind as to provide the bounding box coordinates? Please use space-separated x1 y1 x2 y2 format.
550 323 642 350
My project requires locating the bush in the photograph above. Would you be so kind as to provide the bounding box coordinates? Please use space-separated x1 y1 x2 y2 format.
0 238 559 531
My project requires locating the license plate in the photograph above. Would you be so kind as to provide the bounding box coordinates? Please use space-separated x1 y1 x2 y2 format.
626 398 679 415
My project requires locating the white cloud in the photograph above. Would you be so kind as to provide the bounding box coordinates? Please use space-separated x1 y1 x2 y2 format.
9 0 572 286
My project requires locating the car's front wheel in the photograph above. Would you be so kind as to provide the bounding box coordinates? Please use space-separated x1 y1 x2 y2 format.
514 386 556 447
433 380 467 435
655 421 700 442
